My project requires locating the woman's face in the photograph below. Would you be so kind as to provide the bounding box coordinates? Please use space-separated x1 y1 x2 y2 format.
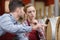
26 6 36 20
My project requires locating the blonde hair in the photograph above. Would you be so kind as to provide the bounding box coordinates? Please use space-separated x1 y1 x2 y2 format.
24 4 35 20
24 4 33 13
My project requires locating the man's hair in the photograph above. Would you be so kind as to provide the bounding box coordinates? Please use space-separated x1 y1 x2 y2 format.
9 0 25 12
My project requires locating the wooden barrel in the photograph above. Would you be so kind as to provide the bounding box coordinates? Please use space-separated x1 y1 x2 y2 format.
38 17 60 40
55 16 60 40
38 18 52 40
49 16 60 40
45 18 52 40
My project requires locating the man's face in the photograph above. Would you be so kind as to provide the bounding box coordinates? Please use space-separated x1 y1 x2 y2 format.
16 7 25 19
26 6 36 20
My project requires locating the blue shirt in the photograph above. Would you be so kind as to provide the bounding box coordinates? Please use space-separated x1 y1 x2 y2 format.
0 13 32 40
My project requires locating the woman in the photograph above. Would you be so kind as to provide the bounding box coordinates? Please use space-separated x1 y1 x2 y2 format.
24 4 45 40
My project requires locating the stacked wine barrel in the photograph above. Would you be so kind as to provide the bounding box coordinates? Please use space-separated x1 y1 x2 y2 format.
38 16 60 40
55 16 60 40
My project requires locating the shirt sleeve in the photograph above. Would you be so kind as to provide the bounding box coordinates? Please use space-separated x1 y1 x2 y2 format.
19 24 32 33
0 15 32 34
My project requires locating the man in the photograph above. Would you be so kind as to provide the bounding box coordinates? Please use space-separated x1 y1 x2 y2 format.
0 0 40 40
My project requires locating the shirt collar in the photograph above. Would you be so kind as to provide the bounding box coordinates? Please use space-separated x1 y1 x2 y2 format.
9 13 17 23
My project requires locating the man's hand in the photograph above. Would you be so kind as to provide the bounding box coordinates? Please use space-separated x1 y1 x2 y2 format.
31 19 40 30
31 19 47 30
31 23 40 30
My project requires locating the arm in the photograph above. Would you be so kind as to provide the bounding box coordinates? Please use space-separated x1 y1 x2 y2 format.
0 15 32 33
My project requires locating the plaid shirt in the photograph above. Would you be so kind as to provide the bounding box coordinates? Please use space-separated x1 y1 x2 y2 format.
24 20 45 40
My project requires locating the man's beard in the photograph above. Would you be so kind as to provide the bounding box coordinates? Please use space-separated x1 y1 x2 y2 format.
19 16 25 23
19 16 24 20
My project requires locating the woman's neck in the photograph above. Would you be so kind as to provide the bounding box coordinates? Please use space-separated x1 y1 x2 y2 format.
27 18 33 24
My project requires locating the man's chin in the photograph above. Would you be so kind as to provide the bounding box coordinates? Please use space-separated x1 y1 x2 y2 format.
19 16 24 20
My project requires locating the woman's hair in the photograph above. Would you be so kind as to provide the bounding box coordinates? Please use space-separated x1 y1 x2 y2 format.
24 4 36 20
24 4 33 13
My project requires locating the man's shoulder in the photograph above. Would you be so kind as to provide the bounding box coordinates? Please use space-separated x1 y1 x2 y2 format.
2 13 10 17
0 13 10 20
